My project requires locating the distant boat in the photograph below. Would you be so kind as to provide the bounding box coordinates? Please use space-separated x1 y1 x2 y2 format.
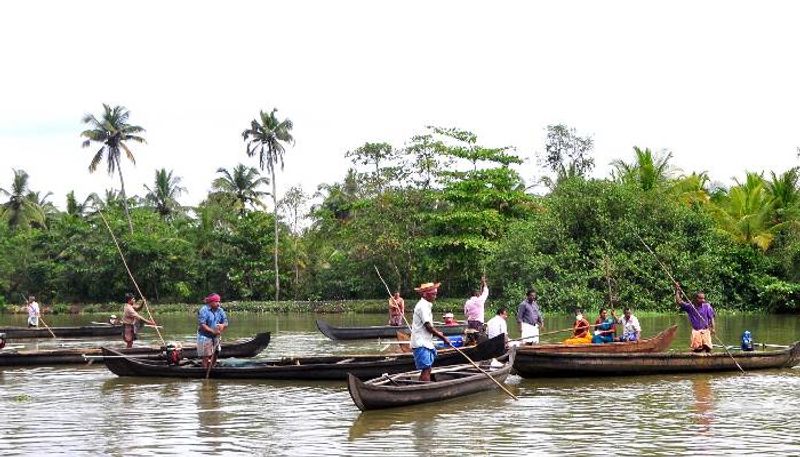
100 334 507 380
348 350 515 411
0 332 271 367
315 319 466 340
513 341 800 377
0 323 124 339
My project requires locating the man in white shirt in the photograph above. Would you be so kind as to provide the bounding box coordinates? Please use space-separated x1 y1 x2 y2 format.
612 307 641 342
26 295 40 328
485 306 509 346
411 282 452 382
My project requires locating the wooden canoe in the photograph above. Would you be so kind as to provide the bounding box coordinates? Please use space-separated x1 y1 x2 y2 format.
316 319 467 340
513 341 800 377
517 325 678 353
0 332 271 367
348 350 515 411
0 324 125 339
394 325 677 354
101 334 507 380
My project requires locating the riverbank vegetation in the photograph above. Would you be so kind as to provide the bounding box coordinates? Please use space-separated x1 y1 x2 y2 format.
2 106 800 313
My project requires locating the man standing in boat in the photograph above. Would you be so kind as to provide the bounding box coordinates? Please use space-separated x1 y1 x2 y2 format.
516 289 543 344
387 290 405 326
411 282 451 382
198 293 228 369
675 286 715 353
463 276 489 332
122 293 155 348
26 295 40 328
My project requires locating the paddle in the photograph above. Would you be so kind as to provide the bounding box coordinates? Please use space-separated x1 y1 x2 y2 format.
374 266 517 401
98 211 166 347
636 233 745 374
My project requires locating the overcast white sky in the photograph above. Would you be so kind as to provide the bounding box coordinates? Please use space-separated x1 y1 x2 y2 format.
1 1 799 209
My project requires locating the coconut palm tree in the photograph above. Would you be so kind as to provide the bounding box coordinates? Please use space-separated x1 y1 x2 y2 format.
211 164 270 215
611 147 676 192
670 172 711 206
66 191 101 217
711 172 777 250
80 104 145 232
242 108 294 302
765 167 800 224
0 169 46 229
144 168 187 218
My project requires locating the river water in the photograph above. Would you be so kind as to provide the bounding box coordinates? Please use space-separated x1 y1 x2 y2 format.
1 311 799 456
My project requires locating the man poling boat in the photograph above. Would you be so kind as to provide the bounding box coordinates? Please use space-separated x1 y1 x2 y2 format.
410 282 451 382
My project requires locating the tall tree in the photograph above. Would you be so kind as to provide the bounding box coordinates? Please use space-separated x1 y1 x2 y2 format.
144 168 187 219
242 108 295 302
211 164 270 215
80 104 145 232
345 142 399 193
538 124 595 187
0 169 45 229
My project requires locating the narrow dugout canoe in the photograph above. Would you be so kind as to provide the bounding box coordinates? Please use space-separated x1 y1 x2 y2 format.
316 319 467 340
0 332 271 367
394 325 678 354
348 350 516 411
101 334 506 380
517 325 678 353
513 341 800 377
0 324 124 339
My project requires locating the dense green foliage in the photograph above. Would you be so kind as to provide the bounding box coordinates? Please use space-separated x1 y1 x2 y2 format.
2 117 800 313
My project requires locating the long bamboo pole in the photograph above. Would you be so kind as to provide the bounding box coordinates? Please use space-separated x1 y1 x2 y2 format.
635 233 745 374
98 211 166 347
373 266 518 401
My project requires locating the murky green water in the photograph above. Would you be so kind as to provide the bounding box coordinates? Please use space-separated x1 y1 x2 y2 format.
1 310 799 456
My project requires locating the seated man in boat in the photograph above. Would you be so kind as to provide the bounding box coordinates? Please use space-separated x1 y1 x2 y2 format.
612 307 641 342
411 282 452 382
442 312 458 326
463 276 489 332
675 285 715 353
563 309 592 344
198 293 228 369
387 291 405 326
122 293 156 349
486 306 509 346
591 308 616 344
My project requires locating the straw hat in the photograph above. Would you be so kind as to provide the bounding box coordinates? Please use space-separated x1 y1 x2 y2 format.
414 282 440 293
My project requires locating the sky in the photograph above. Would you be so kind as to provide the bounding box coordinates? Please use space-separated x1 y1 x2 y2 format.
1 1 799 209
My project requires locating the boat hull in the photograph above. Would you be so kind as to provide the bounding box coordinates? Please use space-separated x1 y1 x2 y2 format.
0 333 271 367
348 351 515 411
316 319 466 340
101 334 506 380
0 324 124 339
513 342 800 377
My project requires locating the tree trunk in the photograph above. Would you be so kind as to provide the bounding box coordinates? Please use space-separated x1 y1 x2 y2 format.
272 168 280 303
116 156 134 233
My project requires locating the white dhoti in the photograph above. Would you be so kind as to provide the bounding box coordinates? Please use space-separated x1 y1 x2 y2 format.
27 316 39 327
521 323 539 344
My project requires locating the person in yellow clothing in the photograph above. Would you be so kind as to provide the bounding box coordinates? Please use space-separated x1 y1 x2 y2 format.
563 308 592 344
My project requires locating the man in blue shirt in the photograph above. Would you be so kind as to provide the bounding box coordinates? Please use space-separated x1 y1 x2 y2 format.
197 293 229 368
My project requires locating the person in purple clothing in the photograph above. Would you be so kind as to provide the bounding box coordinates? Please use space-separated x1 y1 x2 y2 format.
675 286 715 353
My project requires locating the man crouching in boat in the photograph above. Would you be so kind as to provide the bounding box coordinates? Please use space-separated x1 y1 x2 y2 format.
198 293 228 369
411 282 452 382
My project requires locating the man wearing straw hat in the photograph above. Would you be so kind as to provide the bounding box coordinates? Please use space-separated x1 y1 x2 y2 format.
411 282 451 382
198 293 228 369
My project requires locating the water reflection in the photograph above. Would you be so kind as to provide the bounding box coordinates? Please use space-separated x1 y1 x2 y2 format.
692 377 715 435
197 381 224 444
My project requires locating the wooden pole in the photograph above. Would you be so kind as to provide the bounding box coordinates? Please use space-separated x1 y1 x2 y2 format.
98 211 166 347
635 233 745 374
373 265 517 401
